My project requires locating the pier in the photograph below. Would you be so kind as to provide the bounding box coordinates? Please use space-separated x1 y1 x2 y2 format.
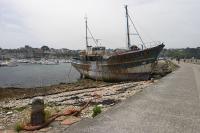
64 62 200 133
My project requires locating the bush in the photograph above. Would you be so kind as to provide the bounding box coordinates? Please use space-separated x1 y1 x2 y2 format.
92 105 102 118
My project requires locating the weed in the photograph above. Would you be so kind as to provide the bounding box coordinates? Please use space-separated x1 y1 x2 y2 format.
92 105 102 118
14 122 23 132
15 106 26 112
44 110 52 121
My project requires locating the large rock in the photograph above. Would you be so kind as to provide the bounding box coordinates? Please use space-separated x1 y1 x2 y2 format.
31 97 45 126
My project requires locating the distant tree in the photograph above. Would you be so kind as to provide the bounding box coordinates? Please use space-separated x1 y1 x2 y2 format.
25 45 32 49
161 47 200 59
41 45 50 51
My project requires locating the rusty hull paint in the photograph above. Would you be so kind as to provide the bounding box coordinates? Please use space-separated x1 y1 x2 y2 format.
72 44 164 81
72 62 153 81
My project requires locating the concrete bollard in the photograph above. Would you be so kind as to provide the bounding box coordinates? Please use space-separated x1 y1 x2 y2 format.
31 97 45 126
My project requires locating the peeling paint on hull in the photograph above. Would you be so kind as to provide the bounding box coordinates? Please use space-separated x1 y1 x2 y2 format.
72 63 152 81
72 44 164 82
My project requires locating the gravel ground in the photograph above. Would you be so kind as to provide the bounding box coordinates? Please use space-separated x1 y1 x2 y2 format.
0 80 154 132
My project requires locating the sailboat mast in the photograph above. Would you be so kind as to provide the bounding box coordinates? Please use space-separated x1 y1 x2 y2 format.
85 17 88 48
125 5 131 49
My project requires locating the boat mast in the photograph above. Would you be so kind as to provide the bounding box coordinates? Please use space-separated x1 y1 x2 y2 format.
125 5 131 49
125 5 146 50
85 16 89 48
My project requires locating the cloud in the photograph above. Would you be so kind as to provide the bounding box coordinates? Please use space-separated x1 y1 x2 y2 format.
1 0 126 49
0 0 199 49
126 0 200 48
0 0 40 47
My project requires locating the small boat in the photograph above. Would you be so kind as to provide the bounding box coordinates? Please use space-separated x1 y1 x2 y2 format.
39 59 59 65
64 59 72 63
0 60 18 67
17 59 31 63
72 5 164 81
0 61 7 67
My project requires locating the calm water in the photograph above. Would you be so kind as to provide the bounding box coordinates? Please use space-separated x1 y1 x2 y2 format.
0 63 80 88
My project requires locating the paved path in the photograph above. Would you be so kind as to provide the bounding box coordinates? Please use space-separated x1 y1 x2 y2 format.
63 63 200 133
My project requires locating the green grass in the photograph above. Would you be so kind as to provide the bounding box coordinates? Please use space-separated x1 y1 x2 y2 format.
15 106 26 112
14 122 23 132
92 105 102 118
44 110 52 121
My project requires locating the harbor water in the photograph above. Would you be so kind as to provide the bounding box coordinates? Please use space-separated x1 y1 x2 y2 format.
0 63 80 88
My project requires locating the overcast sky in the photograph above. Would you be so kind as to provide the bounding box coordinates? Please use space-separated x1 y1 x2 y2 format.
0 0 199 49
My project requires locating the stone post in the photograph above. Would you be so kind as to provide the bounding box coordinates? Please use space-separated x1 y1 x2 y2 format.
31 97 45 126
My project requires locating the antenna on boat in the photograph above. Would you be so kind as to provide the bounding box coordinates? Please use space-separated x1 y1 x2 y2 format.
125 5 146 50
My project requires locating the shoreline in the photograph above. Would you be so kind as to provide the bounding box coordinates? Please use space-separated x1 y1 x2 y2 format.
0 60 179 132
0 60 178 102
0 79 112 101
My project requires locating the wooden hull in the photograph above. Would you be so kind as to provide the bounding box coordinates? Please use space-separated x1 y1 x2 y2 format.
72 44 164 81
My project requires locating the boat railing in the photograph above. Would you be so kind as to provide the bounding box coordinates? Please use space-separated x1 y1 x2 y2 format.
142 41 162 49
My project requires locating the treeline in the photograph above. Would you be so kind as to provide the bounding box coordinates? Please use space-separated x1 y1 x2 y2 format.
0 45 79 60
160 47 200 59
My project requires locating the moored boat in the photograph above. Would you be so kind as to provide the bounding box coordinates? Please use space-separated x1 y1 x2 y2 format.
39 59 59 65
0 60 18 67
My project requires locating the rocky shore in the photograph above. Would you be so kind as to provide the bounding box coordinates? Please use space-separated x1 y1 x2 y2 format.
0 79 111 101
0 60 178 132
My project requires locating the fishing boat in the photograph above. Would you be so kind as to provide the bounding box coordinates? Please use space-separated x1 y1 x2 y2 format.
72 5 164 81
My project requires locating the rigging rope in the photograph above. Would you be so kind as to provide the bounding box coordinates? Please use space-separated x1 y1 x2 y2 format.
128 14 146 49
87 25 98 46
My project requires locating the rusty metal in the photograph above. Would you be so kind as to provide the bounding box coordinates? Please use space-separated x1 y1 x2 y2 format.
72 44 165 82
72 5 165 82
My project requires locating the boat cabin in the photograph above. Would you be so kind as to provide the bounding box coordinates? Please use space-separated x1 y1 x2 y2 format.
86 46 106 55
130 45 140 51
79 46 106 61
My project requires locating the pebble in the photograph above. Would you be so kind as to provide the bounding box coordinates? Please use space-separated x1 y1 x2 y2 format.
6 111 13 115
97 104 103 107
0 125 5 130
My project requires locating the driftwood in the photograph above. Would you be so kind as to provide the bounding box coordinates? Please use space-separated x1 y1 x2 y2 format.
22 101 91 131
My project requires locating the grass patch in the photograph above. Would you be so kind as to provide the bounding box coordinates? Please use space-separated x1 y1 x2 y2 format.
44 106 60 121
44 110 52 121
14 122 23 132
92 105 102 118
15 106 26 112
